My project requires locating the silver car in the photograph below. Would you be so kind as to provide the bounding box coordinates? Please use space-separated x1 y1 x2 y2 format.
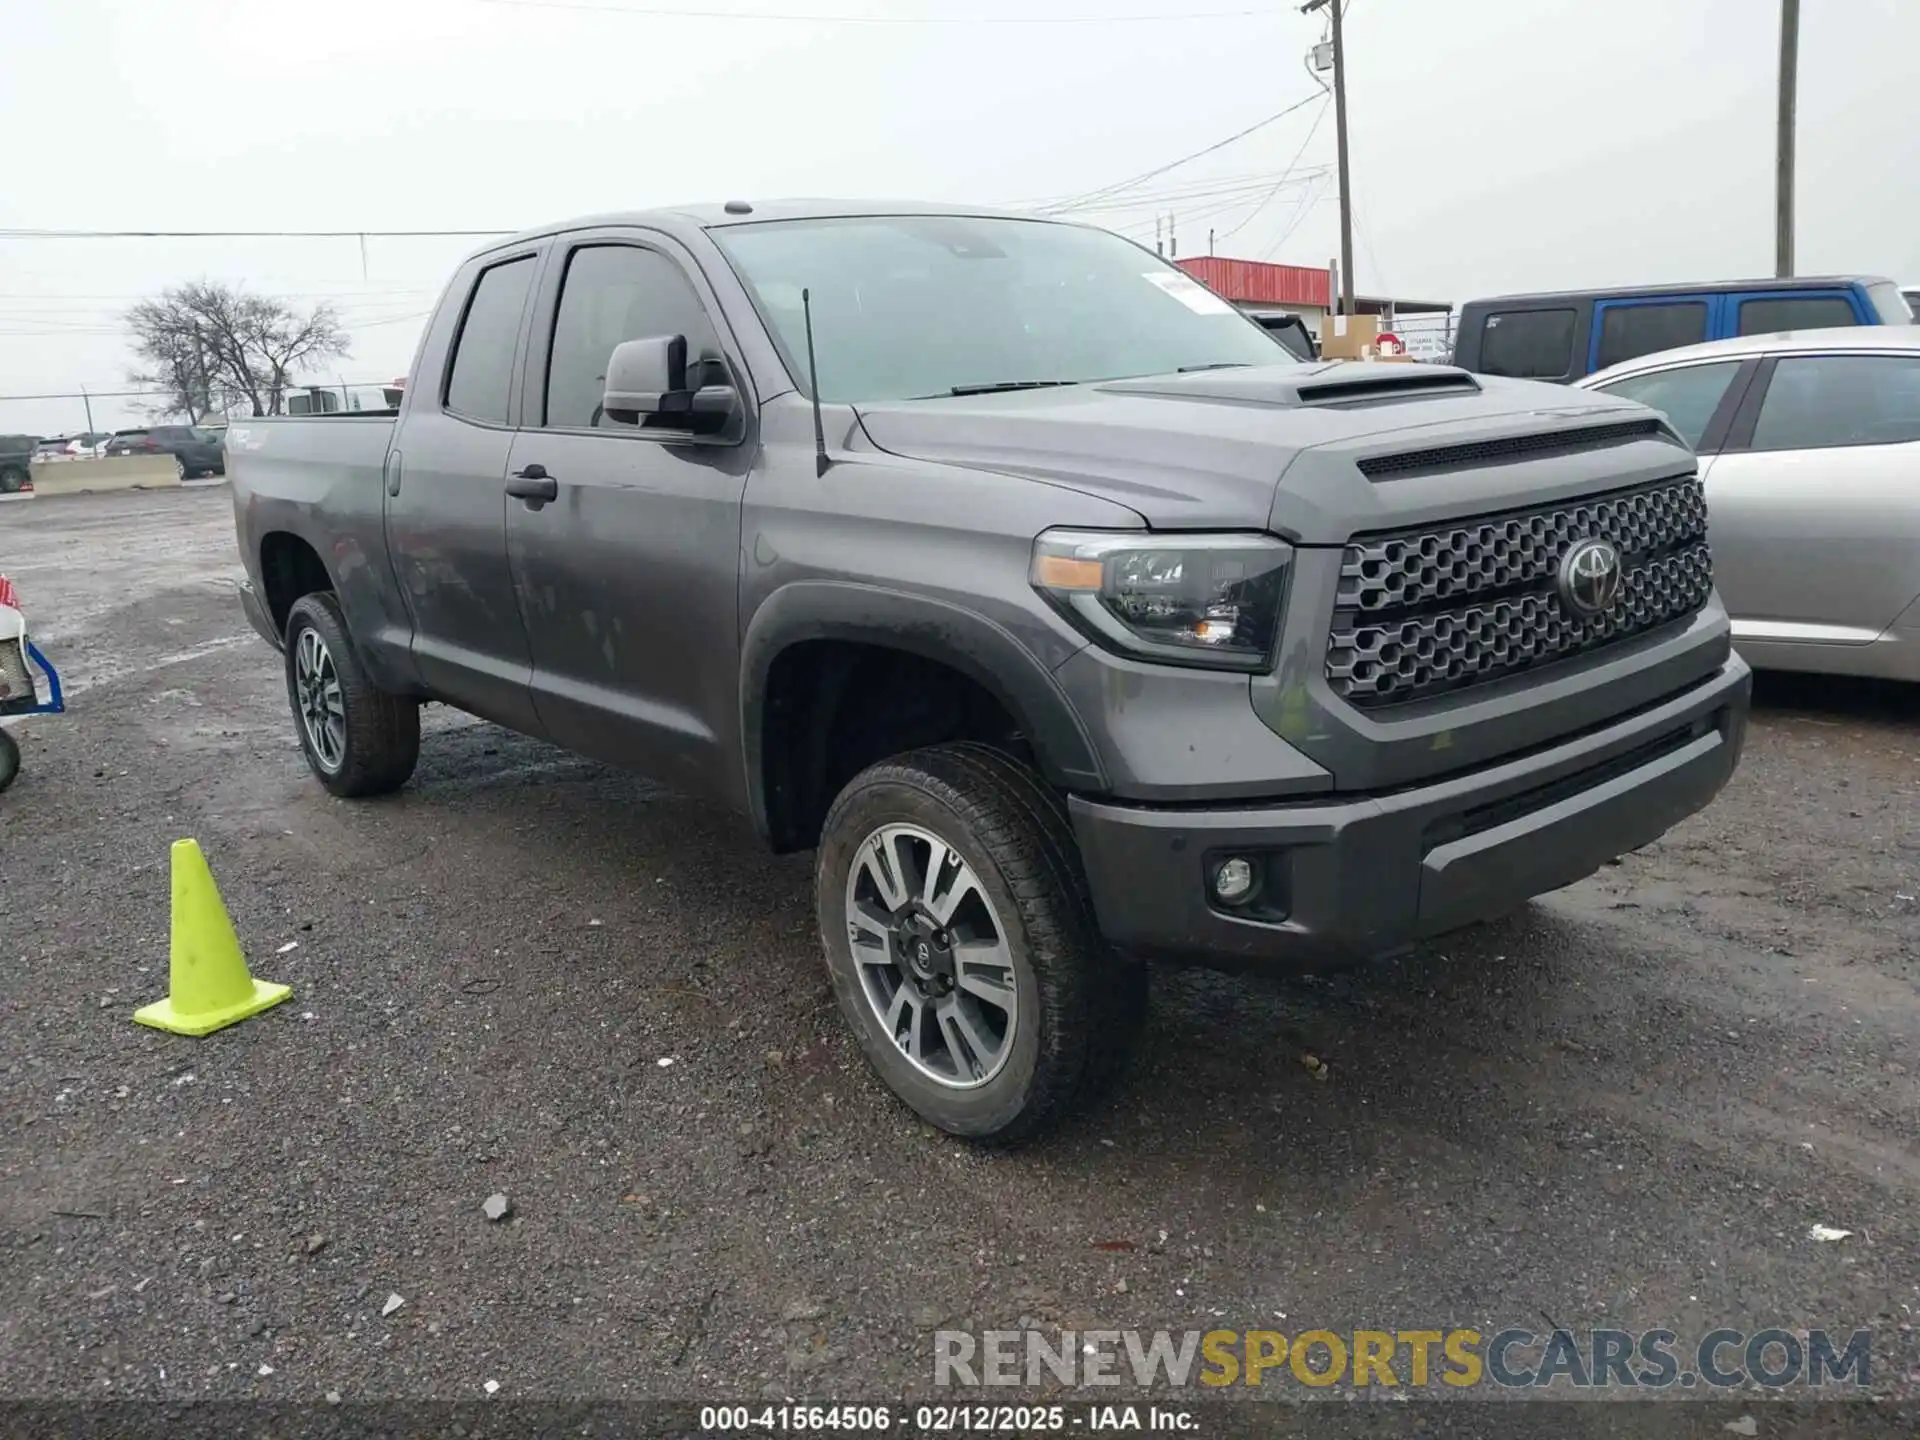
1579 327 1920 681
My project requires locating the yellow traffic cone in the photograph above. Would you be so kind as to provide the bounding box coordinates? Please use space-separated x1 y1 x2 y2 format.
133 839 291 1036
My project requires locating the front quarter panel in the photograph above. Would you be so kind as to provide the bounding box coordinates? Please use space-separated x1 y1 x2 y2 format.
739 397 1145 823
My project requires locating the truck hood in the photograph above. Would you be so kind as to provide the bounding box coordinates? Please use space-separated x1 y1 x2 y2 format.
853 363 1681 544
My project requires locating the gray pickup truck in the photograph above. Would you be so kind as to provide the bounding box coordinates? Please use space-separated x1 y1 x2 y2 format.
227 201 1750 1143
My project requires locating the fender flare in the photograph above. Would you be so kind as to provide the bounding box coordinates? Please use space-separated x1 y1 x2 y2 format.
739 580 1106 840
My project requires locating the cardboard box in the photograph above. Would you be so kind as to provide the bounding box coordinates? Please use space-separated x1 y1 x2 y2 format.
1318 313 1381 360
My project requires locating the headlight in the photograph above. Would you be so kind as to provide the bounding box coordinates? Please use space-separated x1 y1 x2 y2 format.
1030 530 1292 671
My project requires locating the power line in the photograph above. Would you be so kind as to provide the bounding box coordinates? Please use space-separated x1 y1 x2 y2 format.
1212 94 1329 245
1259 172 1326 261
471 0 1267 21
1035 91 1326 215
1038 169 1329 217
0 381 406 404
0 228 512 241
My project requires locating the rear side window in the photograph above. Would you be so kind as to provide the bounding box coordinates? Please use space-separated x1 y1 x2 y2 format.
1595 302 1708 370
445 255 536 424
1736 296 1858 336
1592 361 1744 450
1477 308 1575 379
1749 354 1920 451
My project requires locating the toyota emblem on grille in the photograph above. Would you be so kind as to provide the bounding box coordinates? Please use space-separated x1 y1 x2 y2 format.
1558 538 1623 617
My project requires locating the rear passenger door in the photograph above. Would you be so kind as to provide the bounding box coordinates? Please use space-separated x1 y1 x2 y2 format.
1700 351 1920 644
384 248 545 734
503 230 756 798
1588 295 1715 374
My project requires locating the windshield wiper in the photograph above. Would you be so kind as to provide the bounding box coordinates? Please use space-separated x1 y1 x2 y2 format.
946 379 1079 396
1177 362 1253 372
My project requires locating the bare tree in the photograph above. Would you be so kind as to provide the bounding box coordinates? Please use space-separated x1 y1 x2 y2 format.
126 283 350 419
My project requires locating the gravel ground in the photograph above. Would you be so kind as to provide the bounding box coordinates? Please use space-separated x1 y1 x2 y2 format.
1 487 1917 1421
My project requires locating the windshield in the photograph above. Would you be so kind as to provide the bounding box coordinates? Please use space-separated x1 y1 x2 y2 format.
712 215 1289 403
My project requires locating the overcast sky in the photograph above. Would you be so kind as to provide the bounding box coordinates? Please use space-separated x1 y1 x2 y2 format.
1 0 1913 435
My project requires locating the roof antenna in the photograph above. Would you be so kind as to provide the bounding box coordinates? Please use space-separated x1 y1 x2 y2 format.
801 287 830 479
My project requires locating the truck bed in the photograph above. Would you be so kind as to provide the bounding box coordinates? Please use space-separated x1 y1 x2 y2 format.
226 414 396 515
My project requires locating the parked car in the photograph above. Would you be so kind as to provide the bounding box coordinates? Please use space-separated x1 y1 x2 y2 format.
104 425 226 478
1579 326 1920 681
32 434 105 462
0 434 37 493
1252 312 1318 361
225 202 1750 1143
1452 275 1911 384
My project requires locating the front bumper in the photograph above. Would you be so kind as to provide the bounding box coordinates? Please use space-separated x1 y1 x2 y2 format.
238 578 281 650
1069 655 1750 968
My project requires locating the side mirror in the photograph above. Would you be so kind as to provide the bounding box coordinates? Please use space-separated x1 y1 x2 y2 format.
603 334 738 435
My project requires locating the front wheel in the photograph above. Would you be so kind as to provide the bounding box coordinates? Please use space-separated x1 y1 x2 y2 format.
815 743 1145 1146
0 727 19 792
283 592 419 798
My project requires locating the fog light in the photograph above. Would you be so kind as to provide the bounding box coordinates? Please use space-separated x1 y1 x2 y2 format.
1212 856 1256 905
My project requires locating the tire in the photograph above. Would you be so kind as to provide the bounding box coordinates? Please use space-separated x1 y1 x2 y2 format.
0 466 25 494
283 592 419 798
173 455 188 481
0 728 18 793
815 742 1146 1146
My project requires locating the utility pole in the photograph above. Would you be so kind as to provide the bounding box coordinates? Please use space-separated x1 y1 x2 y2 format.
80 384 95 435
1303 0 1354 314
1775 0 1799 278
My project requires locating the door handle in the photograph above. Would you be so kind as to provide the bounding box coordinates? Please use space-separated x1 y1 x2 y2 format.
506 465 558 503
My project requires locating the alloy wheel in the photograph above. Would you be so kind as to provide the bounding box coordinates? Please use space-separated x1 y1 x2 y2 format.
844 823 1019 1089
293 628 346 772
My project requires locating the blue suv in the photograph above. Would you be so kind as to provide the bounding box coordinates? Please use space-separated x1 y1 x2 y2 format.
1451 276 1912 384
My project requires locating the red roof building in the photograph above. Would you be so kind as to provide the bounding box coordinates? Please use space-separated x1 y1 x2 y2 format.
1175 255 1449 325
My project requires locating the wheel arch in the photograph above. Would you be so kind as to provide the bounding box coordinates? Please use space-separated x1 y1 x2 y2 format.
258 529 337 638
741 582 1106 851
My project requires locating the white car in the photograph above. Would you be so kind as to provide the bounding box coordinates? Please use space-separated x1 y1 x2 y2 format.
1579 327 1920 681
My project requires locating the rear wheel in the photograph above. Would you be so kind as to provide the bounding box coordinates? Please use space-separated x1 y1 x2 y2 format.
283 592 419 798
173 455 188 481
0 728 18 792
0 465 25 494
815 742 1145 1145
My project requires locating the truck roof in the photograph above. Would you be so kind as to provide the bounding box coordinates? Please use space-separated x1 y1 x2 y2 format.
472 199 1061 260
1465 275 1898 308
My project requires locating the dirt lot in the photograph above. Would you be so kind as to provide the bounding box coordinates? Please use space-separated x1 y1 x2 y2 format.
1 487 1917 1419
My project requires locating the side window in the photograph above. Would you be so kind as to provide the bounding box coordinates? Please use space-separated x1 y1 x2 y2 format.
1749 355 1920 451
1737 296 1858 336
544 245 720 430
1594 302 1708 370
1477 308 1575 379
445 255 536 424
1592 361 1744 450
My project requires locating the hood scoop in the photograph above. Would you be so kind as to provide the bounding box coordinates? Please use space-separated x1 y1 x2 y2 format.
1097 362 1481 410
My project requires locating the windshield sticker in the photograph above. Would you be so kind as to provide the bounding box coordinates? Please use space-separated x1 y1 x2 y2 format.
1142 272 1235 315
1144 272 1236 316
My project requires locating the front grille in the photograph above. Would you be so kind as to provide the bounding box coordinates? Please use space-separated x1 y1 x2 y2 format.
1325 472 1712 708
